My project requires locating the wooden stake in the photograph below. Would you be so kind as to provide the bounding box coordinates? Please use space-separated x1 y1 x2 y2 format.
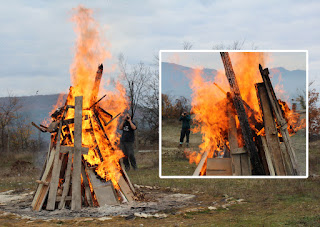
58 152 72 209
71 96 83 211
259 65 300 175
221 52 264 175
227 97 241 175
46 108 67 210
256 83 286 175
260 136 276 176
192 151 208 176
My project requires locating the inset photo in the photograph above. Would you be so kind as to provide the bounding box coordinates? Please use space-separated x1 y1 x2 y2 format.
160 50 307 178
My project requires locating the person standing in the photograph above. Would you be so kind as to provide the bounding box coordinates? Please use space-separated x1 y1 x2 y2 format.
179 111 191 147
119 113 137 171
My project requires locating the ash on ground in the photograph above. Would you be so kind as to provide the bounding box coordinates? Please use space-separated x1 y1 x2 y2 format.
0 185 196 220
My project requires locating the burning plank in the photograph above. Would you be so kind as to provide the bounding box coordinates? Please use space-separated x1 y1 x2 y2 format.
259 64 300 175
220 52 265 175
256 83 286 175
192 53 303 176
227 93 251 175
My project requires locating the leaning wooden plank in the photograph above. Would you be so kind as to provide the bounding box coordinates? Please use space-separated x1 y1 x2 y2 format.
86 168 119 205
32 148 56 210
81 163 94 207
221 52 264 175
33 149 57 211
256 83 286 175
120 161 135 193
117 175 135 202
58 152 73 209
227 97 241 175
261 136 276 176
259 64 300 175
33 173 52 211
71 96 83 211
46 106 68 210
192 151 208 176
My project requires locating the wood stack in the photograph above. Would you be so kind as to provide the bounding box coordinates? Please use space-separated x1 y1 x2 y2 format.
193 53 300 176
31 65 136 211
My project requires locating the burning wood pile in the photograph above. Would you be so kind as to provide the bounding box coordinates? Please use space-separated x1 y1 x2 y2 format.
31 64 136 211
190 52 305 176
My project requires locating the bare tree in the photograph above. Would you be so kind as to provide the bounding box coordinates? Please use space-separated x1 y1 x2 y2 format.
183 41 193 50
0 93 22 152
118 53 151 119
212 39 247 50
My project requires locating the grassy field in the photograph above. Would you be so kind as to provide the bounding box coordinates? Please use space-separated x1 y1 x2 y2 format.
0 130 318 226
162 118 307 176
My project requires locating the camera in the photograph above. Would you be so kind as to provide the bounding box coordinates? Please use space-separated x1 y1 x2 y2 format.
126 116 130 120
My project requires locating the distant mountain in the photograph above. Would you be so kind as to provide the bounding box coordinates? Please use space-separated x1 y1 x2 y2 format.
0 94 67 126
161 62 217 99
161 62 306 103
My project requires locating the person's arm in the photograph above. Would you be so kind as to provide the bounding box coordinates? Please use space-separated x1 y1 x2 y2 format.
119 119 125 130
128 120 137 130
186 115 191 121
179 113 185 121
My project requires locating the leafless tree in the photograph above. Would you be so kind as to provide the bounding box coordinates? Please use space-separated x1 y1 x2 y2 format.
0 93 22 152
212 39 248 50
183 41 193 50
118 53 151 119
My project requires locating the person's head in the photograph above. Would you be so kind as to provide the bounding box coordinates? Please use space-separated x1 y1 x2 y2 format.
124 112 131 120
182 111 188 116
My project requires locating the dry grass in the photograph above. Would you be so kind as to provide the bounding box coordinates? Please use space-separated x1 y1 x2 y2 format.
0 132 318 225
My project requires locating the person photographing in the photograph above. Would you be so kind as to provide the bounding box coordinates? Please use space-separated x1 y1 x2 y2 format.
179 111 191 147
119 113 137 171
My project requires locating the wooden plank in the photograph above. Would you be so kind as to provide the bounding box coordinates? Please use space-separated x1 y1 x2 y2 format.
192 151 208 176
221 52 264 175
240 153 251 176
206 158 232 176
120 161 136 193
71 96 83 211
256 83 286 175
56 196 72 202
231 147 247 155
117 175 135 202
46 106 68 210
33 149 58 211
58 152 73 209
261 136 276 176
227 98 241 175
227 95 251 176
259 65 299 175
60 145 89 154
32 147 56 210
90 64 103 105
81 163 94 207
86 168 119 205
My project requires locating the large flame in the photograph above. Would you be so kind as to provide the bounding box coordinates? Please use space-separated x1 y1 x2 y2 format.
185 52 305 167
50 6 128 188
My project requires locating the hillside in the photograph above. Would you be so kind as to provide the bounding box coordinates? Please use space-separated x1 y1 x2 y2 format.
161 62 306 105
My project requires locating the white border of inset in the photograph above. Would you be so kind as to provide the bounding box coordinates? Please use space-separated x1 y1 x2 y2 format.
159 50 308 179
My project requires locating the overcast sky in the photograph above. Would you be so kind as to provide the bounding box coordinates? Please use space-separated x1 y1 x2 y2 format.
161 51 306 71
0 0 319 97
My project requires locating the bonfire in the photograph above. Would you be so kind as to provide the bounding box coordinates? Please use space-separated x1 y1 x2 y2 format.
31 6 135 211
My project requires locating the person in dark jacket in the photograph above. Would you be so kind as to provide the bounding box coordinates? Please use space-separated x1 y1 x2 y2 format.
179 111 191 147
119 113 137 171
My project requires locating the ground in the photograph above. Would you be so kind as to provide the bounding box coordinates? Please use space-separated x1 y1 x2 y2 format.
162 117 307 176
0 137 319 226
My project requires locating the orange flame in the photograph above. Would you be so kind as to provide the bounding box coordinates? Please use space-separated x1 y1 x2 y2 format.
49 6 128 189
185 52 305 168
